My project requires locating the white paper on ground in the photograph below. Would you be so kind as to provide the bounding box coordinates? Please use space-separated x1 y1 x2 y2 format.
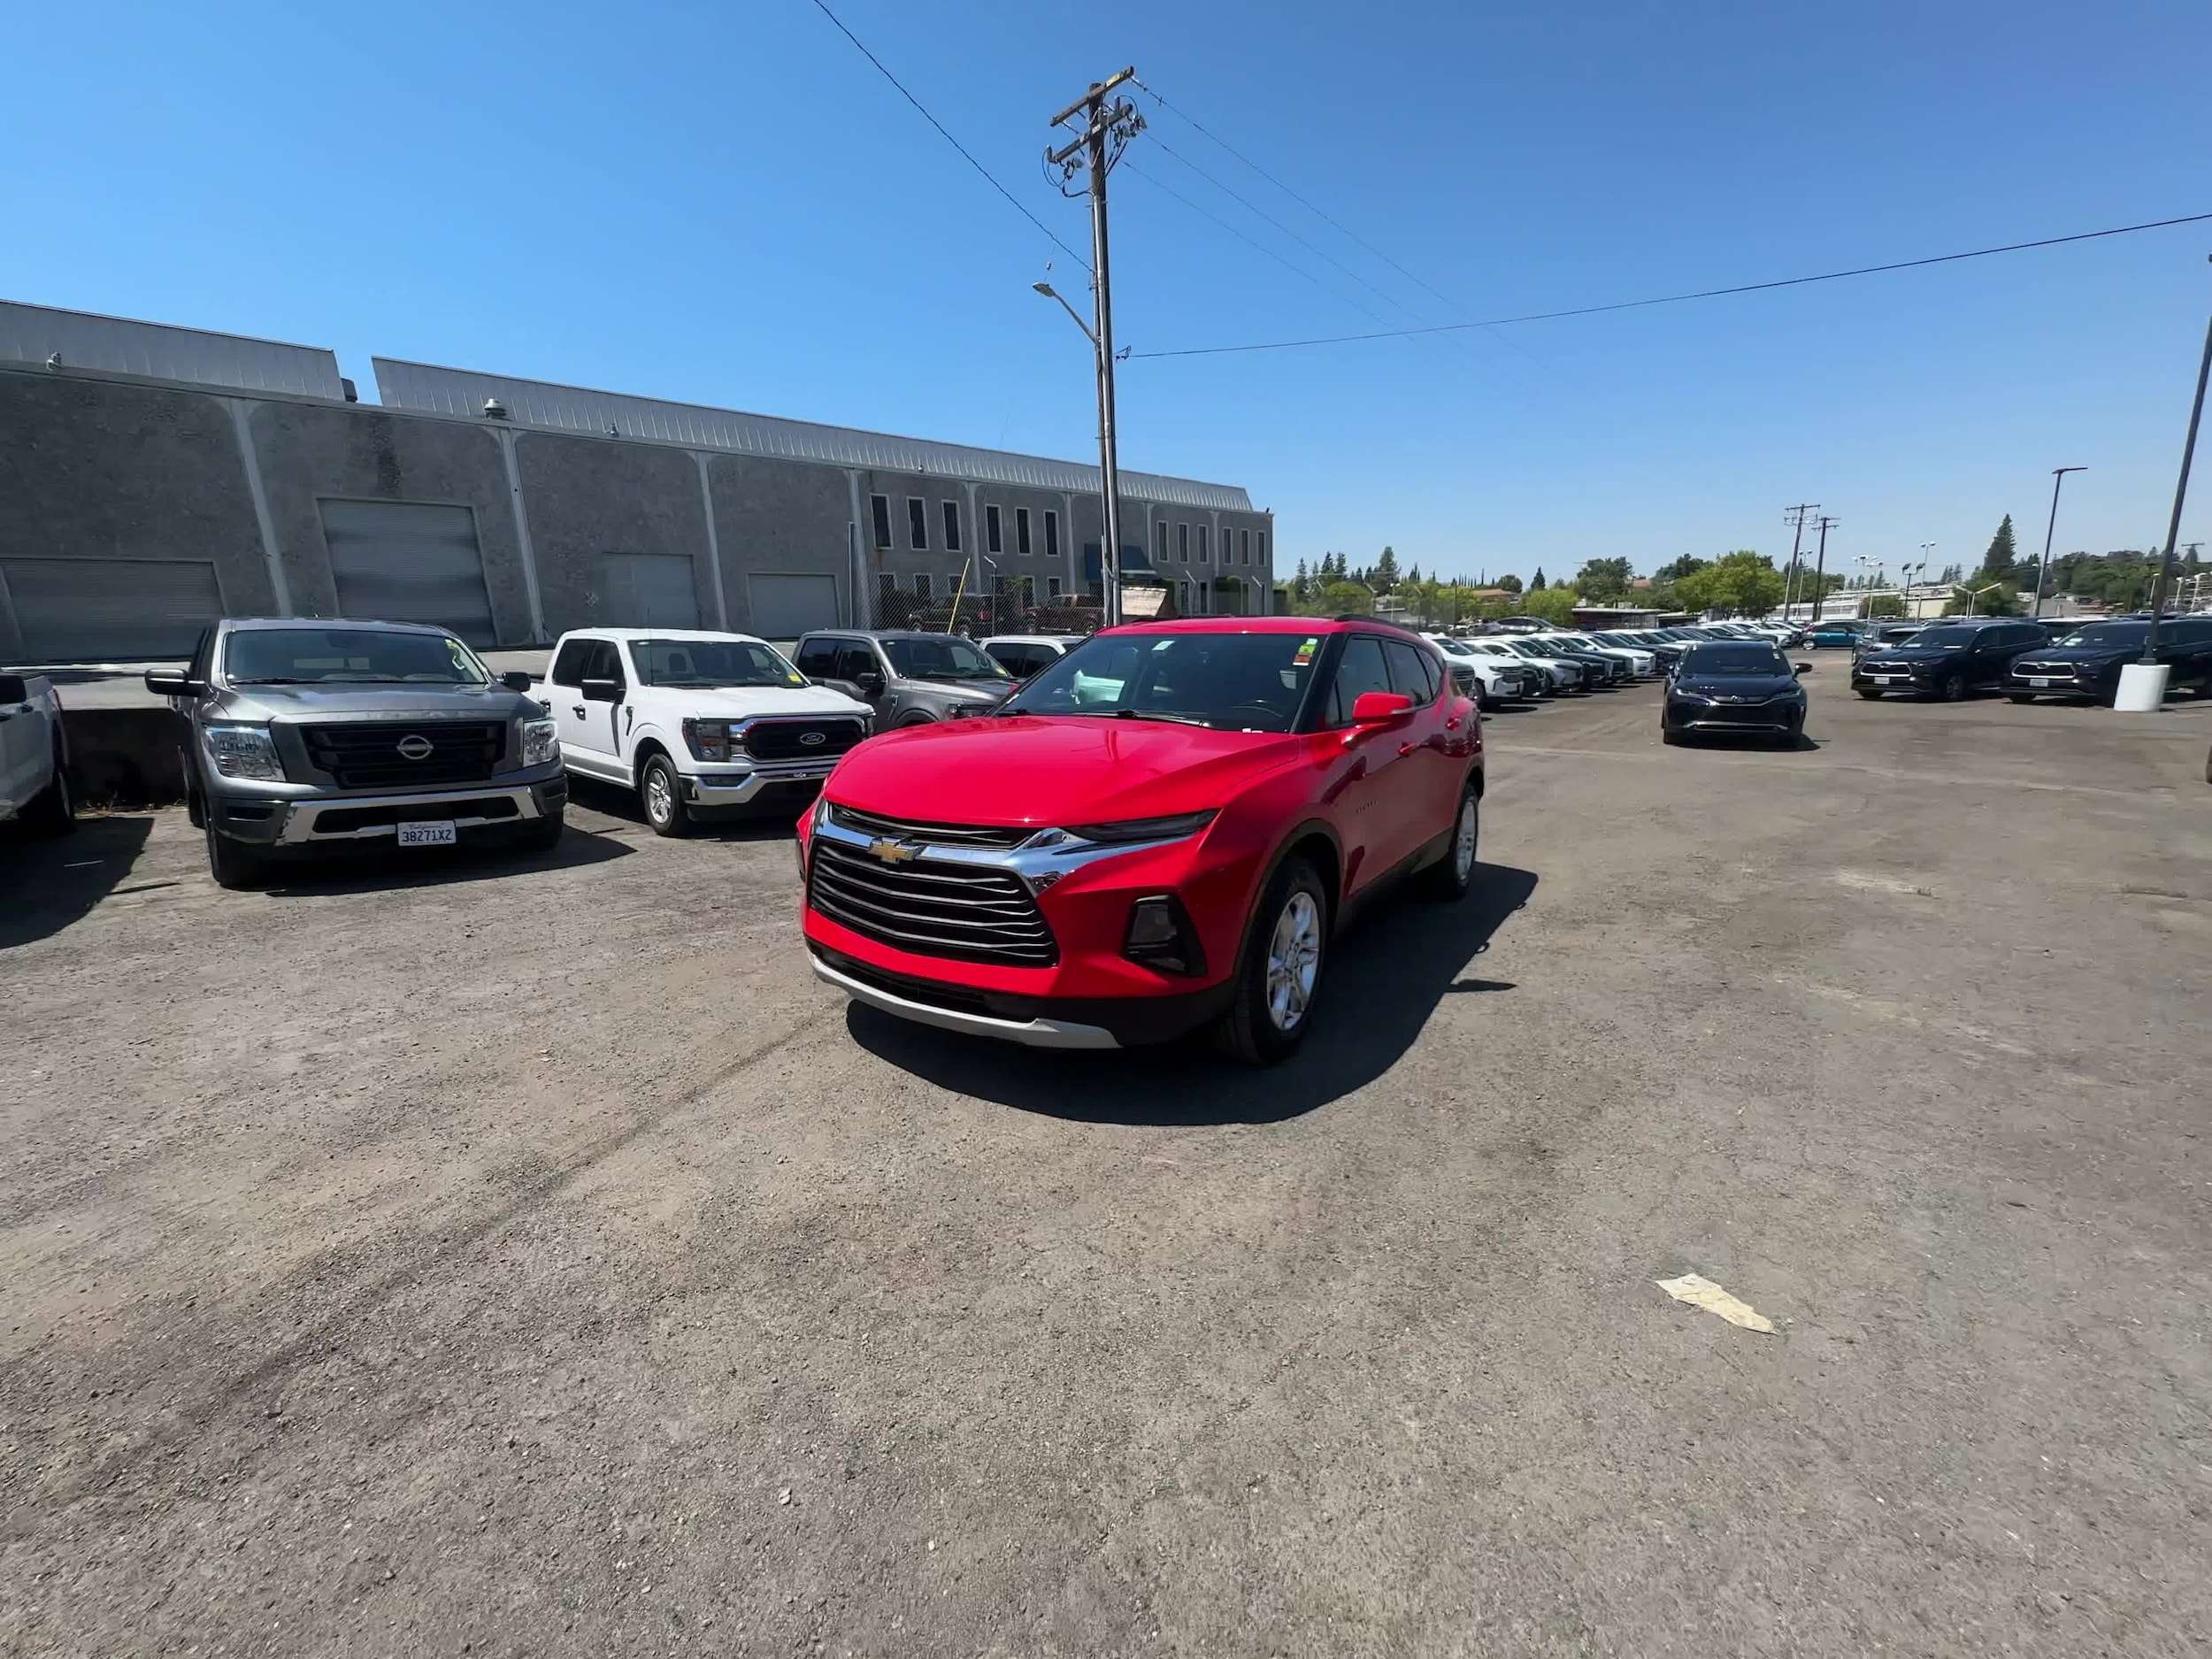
1655 1272 1776 1333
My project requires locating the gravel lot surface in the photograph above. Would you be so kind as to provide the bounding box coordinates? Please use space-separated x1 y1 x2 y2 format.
4 669 2209 1657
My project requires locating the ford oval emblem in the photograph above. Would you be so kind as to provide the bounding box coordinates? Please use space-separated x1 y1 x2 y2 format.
798 731 826 747
397 734 434 761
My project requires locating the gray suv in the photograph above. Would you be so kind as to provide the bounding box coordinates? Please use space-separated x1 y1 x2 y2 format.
148 618 567 888
791 630 1015 727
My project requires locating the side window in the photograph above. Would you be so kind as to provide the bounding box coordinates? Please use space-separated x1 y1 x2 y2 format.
1325 636 1393 726
549 638 593 687
587 640 626 687
2170 618 2212 647
188 626 216 685
794 638 840 677
1384 640 1438 703
835 644 879 681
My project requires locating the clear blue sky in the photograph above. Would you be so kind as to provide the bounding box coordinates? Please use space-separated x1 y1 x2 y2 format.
7 1 2209 585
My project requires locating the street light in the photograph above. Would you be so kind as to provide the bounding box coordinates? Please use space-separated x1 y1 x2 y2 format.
1032 280 1095 345
1962 580 2002 617
2032 466 2086 620
1916 542 1935 617
1032 277 1124 626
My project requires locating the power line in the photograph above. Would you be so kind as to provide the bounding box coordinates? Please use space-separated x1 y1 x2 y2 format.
1128 211 2212 360
806 0 1088 272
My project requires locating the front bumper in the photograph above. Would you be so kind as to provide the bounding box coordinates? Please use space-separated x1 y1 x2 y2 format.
2008 665 2104 698
208 767 567 848
1666 700 1803 733
683 757 841 807
810 944 1236 1049
1851 667 1932 693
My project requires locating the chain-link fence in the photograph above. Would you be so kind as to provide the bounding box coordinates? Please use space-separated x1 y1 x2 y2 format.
872 583 1109 638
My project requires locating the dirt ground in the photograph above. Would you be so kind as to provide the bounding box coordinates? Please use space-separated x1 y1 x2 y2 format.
4 670 2209 1657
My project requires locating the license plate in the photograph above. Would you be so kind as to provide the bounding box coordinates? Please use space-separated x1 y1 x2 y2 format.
396 820 457 847
1875 675 1904 684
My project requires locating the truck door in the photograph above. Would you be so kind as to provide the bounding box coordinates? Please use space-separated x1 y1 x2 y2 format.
0 675 39 813
550 638 625 779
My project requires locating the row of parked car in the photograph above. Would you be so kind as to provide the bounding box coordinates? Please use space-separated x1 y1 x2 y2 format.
1795 613 2212 704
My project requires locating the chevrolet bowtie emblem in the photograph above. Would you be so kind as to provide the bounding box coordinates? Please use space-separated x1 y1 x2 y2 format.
866 838 919 864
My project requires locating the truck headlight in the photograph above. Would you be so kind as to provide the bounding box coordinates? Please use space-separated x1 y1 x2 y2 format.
204 722 284 781
521 717 560 766
682 718 741 762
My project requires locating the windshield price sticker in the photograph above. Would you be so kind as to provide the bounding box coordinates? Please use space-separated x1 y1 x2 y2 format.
1294 638 1318 665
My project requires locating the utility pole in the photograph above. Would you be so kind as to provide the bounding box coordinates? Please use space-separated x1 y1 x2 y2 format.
1809 516 1839 622
1048 69 1142 628
2144 303 2212 663
1782 503 1818 620
2032 466 2086 620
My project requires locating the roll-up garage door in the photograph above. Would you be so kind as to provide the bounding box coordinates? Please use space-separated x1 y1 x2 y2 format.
0 557 224 662
599 552 701 628
320 500 496 646
747 572 840 639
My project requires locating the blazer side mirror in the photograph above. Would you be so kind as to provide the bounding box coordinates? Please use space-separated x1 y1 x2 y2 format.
1352 690 1414 725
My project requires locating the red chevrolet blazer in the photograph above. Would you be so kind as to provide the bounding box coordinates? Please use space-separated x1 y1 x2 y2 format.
796 617 1484 1063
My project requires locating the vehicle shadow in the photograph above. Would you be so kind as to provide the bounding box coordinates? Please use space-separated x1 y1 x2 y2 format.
1673 731 1823 752
845 860 1540 1125
257 824 633 897
564 774 812 842
0 814 157 949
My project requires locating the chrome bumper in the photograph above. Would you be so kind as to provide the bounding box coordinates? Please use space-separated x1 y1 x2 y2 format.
810 956 1119 1050
685 758 838 807
277 784 549 844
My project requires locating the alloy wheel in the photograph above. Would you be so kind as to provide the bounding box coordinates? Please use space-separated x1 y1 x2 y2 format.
644 765 674 826
1264 891 1322 1033
1453 796 1478 882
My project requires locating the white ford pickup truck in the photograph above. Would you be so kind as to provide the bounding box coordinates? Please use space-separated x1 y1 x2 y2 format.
541 629 873 835
0 672 74 834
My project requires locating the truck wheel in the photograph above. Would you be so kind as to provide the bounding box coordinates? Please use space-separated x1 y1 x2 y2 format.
26 753 75 836
897 712 936 728
518 808 565 853
639 755 691 837
1216 856 1327 1066
1420 783 1479 900
205 822 265 890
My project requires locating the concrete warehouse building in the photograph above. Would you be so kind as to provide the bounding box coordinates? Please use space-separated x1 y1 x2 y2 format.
0 300 1272 664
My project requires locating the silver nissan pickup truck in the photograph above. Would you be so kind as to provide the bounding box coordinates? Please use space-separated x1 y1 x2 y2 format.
149 618 566 888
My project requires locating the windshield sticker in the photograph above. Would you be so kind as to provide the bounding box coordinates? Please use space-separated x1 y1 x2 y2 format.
1294 638 1318 665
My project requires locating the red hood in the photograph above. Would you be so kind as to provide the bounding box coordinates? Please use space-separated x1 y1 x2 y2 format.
827 715 1299 827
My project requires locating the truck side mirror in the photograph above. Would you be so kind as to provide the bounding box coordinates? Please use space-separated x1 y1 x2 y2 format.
856 672 886 697
143 667 204 698
500 670 536 693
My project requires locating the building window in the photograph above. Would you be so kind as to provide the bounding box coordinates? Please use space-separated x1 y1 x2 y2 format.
877 572 895 602
871 495 893 550
1178 523 1189 563
1256 532 1266 565
1240 528 1251 565
1044 510 1060 559
1156 520 1169 564
941 500 962 552
986 503 1002 554
914 572 932 599
1197 526 1210 564
907 498 928 550
1017 507 1032 556
1048 576 1063 599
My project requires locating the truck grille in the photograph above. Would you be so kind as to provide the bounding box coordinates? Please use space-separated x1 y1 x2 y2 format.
742 717 869 762
298 720 505 790
824 803 1035 850
2012 662 2076 680
808 839 1057 967
1701 702 1786 725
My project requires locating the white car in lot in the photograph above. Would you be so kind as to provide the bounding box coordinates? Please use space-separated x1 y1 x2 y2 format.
1423 634 1538 706
0 671 73 834
979 634 1088 680
541 628 872 835
1461 637 1585 694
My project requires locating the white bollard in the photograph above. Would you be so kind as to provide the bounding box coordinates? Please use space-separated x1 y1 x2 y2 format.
2114 662 2170 711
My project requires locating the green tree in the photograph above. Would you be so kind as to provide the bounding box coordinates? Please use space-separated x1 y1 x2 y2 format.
1320 580 1375 616
1676 550 1785 616
1405 562 1423 587
1529 567 1548 592
1292 557 1310 603
1864 593 1907 619
1574 557 1633 603
1496 572 1524 595
1655 554 1709 583
1978 514 2019 580
1944 581 2023 617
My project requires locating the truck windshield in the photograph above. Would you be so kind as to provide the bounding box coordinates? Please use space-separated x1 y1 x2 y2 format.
1002 631 1323 733
630 638 806 688
881 637 1009 680
225 627 488 685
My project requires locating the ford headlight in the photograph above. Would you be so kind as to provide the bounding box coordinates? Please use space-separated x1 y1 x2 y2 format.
521 717 560 766
204 722 284 781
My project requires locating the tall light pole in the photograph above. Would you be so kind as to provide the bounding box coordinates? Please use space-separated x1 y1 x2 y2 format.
1916 541 1936 618
1047 70 1141 628
2032 467 2086 620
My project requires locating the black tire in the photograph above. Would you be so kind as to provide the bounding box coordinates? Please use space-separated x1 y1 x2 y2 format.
1420 782 1480 901
1215 856 1328 1066
1661 724 1684 745
204 821 265 890
25 752 75 836
638 754 691 838
1855 688 1883 701
1939 671 1966 702
897 713 936 728
518 808 565 854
